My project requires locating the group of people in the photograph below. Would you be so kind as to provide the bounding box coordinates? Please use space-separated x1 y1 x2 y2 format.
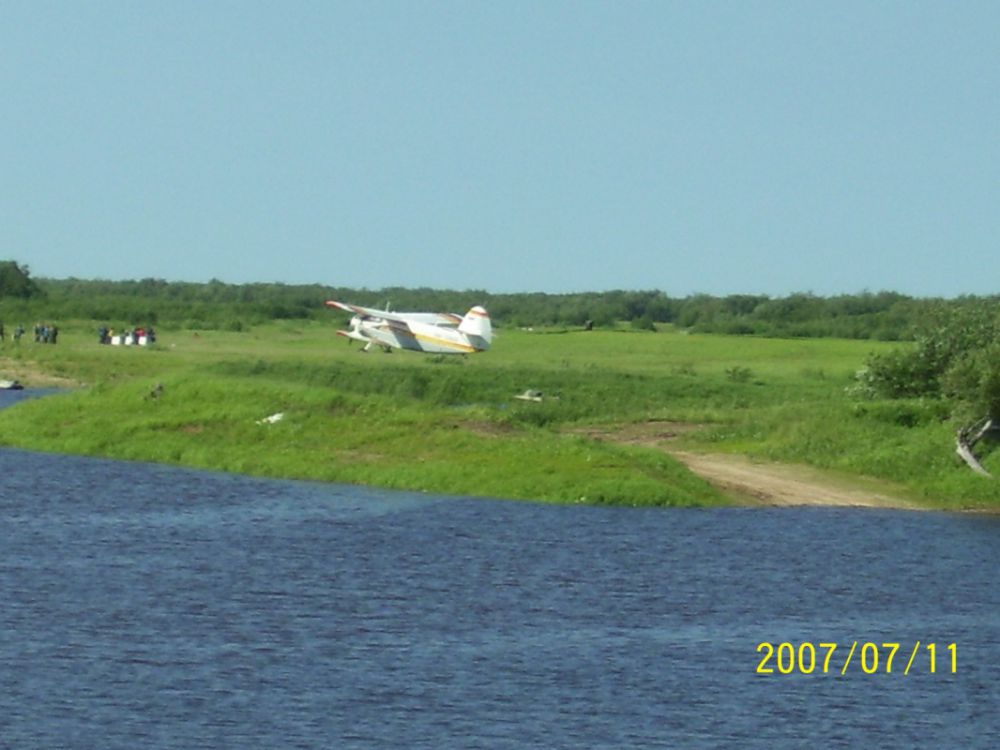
0 323 47 344
0 323 165 347
98 326 156 346
34 324 59 344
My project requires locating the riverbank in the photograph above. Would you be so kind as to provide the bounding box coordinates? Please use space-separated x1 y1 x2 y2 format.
0 375 725 506
1 323 997 510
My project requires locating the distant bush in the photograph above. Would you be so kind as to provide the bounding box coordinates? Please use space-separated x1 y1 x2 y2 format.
725 366 753 383
0 261 43 299
860 302 1000 421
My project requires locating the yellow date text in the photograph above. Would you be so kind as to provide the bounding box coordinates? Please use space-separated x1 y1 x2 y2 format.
756 641 957 675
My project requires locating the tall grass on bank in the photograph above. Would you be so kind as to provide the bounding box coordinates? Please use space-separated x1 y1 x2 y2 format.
0 370 725 506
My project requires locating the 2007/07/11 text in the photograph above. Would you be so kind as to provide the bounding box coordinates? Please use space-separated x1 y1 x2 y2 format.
756 642 958 675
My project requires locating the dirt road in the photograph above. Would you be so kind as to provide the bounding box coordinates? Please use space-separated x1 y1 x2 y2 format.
576 421 920 510
668 450 920 509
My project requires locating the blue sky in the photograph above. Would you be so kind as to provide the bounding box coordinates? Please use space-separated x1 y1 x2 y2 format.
3 1 998 296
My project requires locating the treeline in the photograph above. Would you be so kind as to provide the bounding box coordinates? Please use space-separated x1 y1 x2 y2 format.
0 262 996 341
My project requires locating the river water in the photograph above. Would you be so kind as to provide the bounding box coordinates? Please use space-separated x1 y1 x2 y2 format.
0 391 998 748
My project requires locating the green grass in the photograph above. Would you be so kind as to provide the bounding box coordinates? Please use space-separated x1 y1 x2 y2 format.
1 321 997 509
0 325 727 506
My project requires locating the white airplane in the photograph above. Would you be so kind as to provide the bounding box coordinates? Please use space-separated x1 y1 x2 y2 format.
325 300 493 354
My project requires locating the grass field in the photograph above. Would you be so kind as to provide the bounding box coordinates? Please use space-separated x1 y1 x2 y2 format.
1 320 998 509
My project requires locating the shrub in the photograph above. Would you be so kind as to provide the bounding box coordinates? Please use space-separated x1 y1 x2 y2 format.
725 366 753 383
860 301 1000 422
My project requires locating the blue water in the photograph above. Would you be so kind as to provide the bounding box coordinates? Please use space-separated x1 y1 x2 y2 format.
0 393 998 747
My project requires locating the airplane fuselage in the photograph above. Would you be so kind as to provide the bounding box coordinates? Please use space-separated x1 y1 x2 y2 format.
328 302 492 355
339 318 485 354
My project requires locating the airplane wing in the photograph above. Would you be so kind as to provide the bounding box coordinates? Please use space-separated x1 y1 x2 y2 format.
325 301 461 327
325 301 385 317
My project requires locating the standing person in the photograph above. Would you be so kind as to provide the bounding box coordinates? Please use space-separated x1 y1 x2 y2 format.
51 325 59 344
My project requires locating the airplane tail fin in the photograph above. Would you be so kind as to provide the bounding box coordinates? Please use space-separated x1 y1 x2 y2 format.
458 306 492 350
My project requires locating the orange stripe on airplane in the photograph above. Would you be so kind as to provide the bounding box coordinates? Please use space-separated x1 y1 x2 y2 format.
412 332 478 352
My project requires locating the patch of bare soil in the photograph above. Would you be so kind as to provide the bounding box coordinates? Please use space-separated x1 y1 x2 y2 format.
0 359 80 388
575 421 920 509
573 420 701 445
